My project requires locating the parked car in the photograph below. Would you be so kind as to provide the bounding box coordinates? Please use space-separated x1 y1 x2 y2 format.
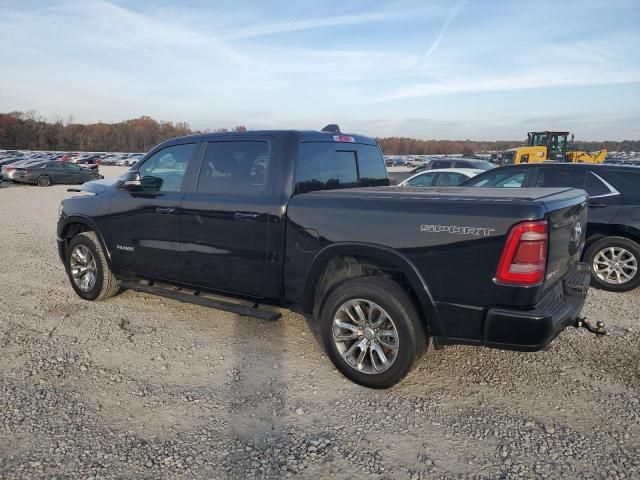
58 127 592 388
13 161 102 186
399 168 483 187
1 159 48 181
462 163 640 292
389 157 495 184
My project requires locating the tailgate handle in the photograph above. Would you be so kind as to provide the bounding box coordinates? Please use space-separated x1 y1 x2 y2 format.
155 207 176 215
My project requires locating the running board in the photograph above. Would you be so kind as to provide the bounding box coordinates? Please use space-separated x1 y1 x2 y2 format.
122 281 281 322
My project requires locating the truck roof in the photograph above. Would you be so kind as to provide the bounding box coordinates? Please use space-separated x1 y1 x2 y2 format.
164 129 378 146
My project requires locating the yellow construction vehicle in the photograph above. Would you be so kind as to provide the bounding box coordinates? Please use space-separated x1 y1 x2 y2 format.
500 131 607 165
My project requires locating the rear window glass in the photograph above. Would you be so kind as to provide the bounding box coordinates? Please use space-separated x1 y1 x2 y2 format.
357 145 388 187
295 142 388 194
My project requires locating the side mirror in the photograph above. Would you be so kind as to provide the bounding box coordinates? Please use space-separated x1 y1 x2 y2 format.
120 171 141 191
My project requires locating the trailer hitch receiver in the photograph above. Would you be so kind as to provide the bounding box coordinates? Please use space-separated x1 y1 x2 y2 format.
574 317 606 337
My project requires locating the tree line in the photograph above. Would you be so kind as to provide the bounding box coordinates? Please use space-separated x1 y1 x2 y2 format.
0 111 637 154
0 111 246 153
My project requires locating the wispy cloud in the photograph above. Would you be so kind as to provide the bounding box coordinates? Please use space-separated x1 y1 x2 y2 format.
419 0 467 65
220 10 411 40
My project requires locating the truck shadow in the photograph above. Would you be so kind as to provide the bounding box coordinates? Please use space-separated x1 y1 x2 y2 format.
223 307 288 476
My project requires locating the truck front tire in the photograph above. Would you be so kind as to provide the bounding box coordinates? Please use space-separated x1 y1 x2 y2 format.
65 231 121 301
319 276 428 389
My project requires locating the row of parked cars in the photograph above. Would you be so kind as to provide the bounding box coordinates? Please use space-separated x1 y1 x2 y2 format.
0 149 145 187
0 150 104 186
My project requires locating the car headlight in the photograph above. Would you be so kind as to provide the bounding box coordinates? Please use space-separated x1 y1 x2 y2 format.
58 202 64 218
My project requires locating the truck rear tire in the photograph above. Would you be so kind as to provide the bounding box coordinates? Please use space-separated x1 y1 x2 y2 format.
584 236 640 292
319 276 428 389
65 231 121 301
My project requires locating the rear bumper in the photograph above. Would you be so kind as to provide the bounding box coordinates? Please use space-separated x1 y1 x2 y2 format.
483 265 590 351
434 264 590 351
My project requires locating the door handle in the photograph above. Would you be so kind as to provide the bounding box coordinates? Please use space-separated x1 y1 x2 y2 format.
234 212 260 220
588 202 607 208
156 207 176 214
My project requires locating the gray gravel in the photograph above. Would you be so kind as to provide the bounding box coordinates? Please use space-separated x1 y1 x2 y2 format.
1 168 639 479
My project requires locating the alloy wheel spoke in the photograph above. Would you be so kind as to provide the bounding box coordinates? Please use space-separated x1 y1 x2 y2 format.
377 330 399 350
333 320 360 341
369 342 389 371
353 304 367 324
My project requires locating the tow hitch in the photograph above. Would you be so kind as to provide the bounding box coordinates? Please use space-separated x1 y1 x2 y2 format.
574 317 607 337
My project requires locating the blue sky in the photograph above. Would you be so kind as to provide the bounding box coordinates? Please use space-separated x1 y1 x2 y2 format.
0 0 639 140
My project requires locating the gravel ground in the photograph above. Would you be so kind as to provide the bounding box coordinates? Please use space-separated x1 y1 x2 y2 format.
1 167 639 479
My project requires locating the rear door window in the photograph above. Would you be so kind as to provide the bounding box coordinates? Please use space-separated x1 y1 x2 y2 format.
196 141 270 195
535 168 587 189
437 172 467 186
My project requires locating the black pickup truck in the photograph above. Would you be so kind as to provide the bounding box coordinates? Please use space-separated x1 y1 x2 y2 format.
57 127 594 388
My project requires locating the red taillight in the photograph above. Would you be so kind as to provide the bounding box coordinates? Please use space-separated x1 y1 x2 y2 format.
495 220 548 285
7 167 15 172
333 134 355 143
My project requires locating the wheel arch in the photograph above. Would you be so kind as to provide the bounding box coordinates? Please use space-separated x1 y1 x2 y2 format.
59 216 114 269
584 223 640 253
302 242 442 336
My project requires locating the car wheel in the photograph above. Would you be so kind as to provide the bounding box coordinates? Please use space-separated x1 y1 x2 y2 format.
584 236 640 292
65 231 121 301
319 276 428 389
37 175 51 187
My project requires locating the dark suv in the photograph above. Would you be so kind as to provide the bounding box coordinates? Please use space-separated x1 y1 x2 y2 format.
463 163 640 292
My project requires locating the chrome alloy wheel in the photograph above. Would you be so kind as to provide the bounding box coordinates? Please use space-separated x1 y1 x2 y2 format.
593 246 638 285
332 299 399 375
69 244 97 292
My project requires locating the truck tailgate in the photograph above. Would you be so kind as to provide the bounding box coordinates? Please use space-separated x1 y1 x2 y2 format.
540 189 588 289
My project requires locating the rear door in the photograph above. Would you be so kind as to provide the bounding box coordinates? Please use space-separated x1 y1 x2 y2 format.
179 137 276 297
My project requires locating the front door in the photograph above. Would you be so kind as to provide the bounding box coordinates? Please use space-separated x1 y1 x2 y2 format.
108 142 199 281
179 138 274 297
